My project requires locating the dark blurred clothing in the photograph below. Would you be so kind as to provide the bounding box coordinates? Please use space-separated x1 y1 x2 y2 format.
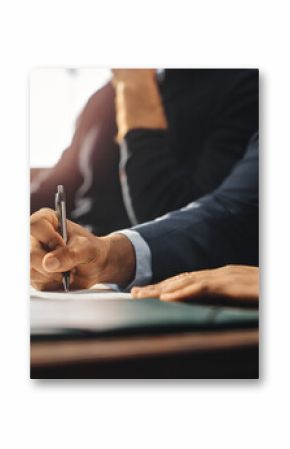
121 69 258 223
31 69 258 235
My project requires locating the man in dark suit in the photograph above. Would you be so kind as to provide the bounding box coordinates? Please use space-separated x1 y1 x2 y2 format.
31 69 258 235
30 133 258 294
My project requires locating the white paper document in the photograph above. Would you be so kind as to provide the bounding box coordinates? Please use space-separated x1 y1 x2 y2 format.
30 286 132 301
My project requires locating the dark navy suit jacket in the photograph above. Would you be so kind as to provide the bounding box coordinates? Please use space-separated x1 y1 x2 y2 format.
132 133 258 283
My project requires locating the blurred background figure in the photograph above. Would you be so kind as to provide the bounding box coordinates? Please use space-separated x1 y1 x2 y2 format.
30 68 258 235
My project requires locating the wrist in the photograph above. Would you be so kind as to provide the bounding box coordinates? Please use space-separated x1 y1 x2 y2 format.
100 234 136 286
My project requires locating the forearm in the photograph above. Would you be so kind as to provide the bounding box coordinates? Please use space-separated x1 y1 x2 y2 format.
132 134 259 282
133 197 257 283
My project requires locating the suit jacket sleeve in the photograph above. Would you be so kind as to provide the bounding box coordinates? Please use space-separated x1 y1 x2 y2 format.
131 133 259 283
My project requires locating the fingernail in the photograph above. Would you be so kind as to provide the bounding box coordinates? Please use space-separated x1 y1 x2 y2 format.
44 256 60 271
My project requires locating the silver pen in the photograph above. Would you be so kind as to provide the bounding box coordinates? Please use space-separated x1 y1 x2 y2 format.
55 185 70 292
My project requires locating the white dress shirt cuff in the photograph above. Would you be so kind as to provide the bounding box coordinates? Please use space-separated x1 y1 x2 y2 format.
115 229 152 289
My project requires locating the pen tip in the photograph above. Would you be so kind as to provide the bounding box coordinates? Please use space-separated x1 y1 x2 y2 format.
63 278 70 292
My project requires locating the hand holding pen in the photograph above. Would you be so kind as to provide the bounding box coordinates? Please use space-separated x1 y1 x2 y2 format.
30 205 136 291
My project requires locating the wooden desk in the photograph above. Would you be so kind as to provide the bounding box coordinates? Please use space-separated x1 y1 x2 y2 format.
31 328 259 379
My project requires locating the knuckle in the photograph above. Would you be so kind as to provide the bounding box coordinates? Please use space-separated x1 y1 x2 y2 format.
30 216 40 228
30 247 36 259
39 207 54 216
31 208 57 227
30 219 45 236
37 282 50 291
31 208 48 222
30 268 44 282
31 280 39 289
30 248 40 264
42 279 61 291
30 271 38 281
31 276 45 289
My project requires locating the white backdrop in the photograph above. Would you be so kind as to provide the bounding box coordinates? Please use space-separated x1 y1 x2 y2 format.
30 68 110 167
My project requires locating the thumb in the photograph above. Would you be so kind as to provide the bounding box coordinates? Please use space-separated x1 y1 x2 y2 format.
42 235 94 273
